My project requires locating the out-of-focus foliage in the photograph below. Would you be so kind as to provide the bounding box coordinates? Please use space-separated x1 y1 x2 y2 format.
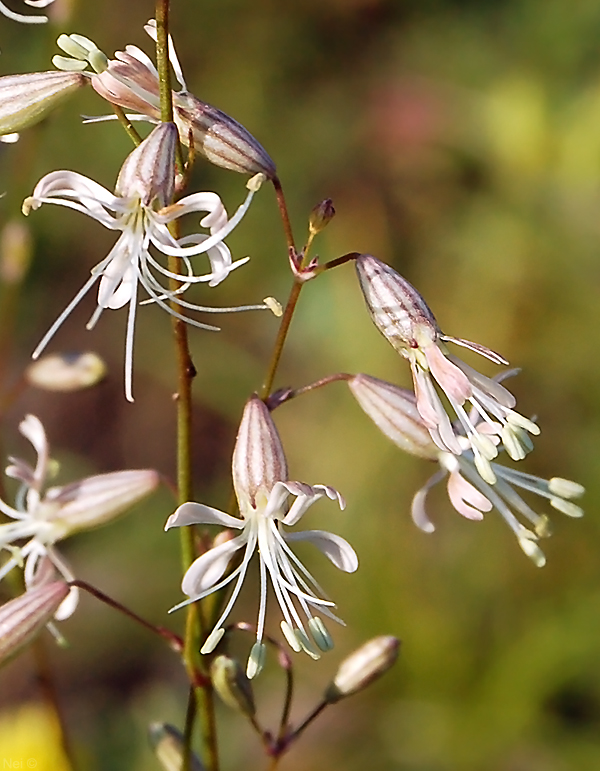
0 0 600 769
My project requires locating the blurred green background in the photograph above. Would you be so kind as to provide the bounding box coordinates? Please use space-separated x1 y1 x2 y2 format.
0 0 599 768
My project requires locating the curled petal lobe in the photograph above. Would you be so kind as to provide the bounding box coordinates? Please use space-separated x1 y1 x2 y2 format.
285 530 359 573
446 470 491 520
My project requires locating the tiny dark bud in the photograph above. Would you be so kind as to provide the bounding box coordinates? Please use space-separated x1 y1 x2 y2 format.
309 199 335 235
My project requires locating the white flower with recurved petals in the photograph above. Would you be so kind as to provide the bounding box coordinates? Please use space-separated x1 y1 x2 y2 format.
0 0 53 24
165 396 358 678
23 121 264 400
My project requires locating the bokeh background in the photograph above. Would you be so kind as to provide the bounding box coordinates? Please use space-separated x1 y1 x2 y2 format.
0 0 599 768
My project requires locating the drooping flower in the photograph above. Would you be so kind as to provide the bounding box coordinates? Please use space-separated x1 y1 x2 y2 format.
348 373 583 566
354 254 540 483
23 121 265 401
54 25 276 178
0 0 54 24
165 396 358 678
0 414 159 619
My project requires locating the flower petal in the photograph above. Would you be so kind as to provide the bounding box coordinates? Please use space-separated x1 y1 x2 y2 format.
165 502 244 531
181 534 246 597
285 530 358 573
446 470 492 520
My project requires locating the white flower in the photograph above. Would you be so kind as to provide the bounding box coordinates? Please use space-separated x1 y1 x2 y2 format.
165 396 358 678
0 415 159 619
348 373 584 567
355 254 540 483
0 0 54 24
23 121 264 401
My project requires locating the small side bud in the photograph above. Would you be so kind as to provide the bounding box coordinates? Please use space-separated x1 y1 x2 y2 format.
0 221 32 285
26 351 107 391
324 635 400 703
211 655 256 718
309 199 335 235
0 582 69 667
174 91 276 178
148 723 205 771
0 71 87 136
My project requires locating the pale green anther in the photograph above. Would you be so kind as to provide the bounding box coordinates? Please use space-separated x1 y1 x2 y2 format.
548 478 585 499
309 617 334 652
507 411 540 436
474 453 496 486
88 49 109 74
295 628 321 660
550 497 584 518
52 56 88 72
246 642 266 679
55 34 108 74
280 620 302 652
473 432 499 462
200 627 225 655
534 515 553 538
501 426 527 461
518 535 546 567
56 34 91 60
69 34 98 52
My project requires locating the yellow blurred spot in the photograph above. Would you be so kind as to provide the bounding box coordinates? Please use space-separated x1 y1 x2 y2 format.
0 702 71 770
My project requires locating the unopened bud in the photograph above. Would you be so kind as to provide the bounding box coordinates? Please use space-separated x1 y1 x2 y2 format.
38 469 159 533
211 655 256 718
26 351 107 391
148 723 204 771
174 91 276 178
0 221 32 285
232 396 288 508
0 71 87 136
0 582 69 667
348 374 439 460
309 199 335 235
324 635 400 703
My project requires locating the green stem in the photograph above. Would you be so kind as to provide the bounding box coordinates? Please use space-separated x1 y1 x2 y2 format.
155 2 219 768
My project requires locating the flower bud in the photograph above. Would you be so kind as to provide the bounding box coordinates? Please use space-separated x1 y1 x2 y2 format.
309 199 336 235
324 636 400 703
348 374 440 460
0 582 69 667
0 71 87 136
174 91 276 178
148 723 205 771
211 654 256 718
39 469 159 533
232 396 288 507
0 221 32 285
116 122 178 207
26 351 107 391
